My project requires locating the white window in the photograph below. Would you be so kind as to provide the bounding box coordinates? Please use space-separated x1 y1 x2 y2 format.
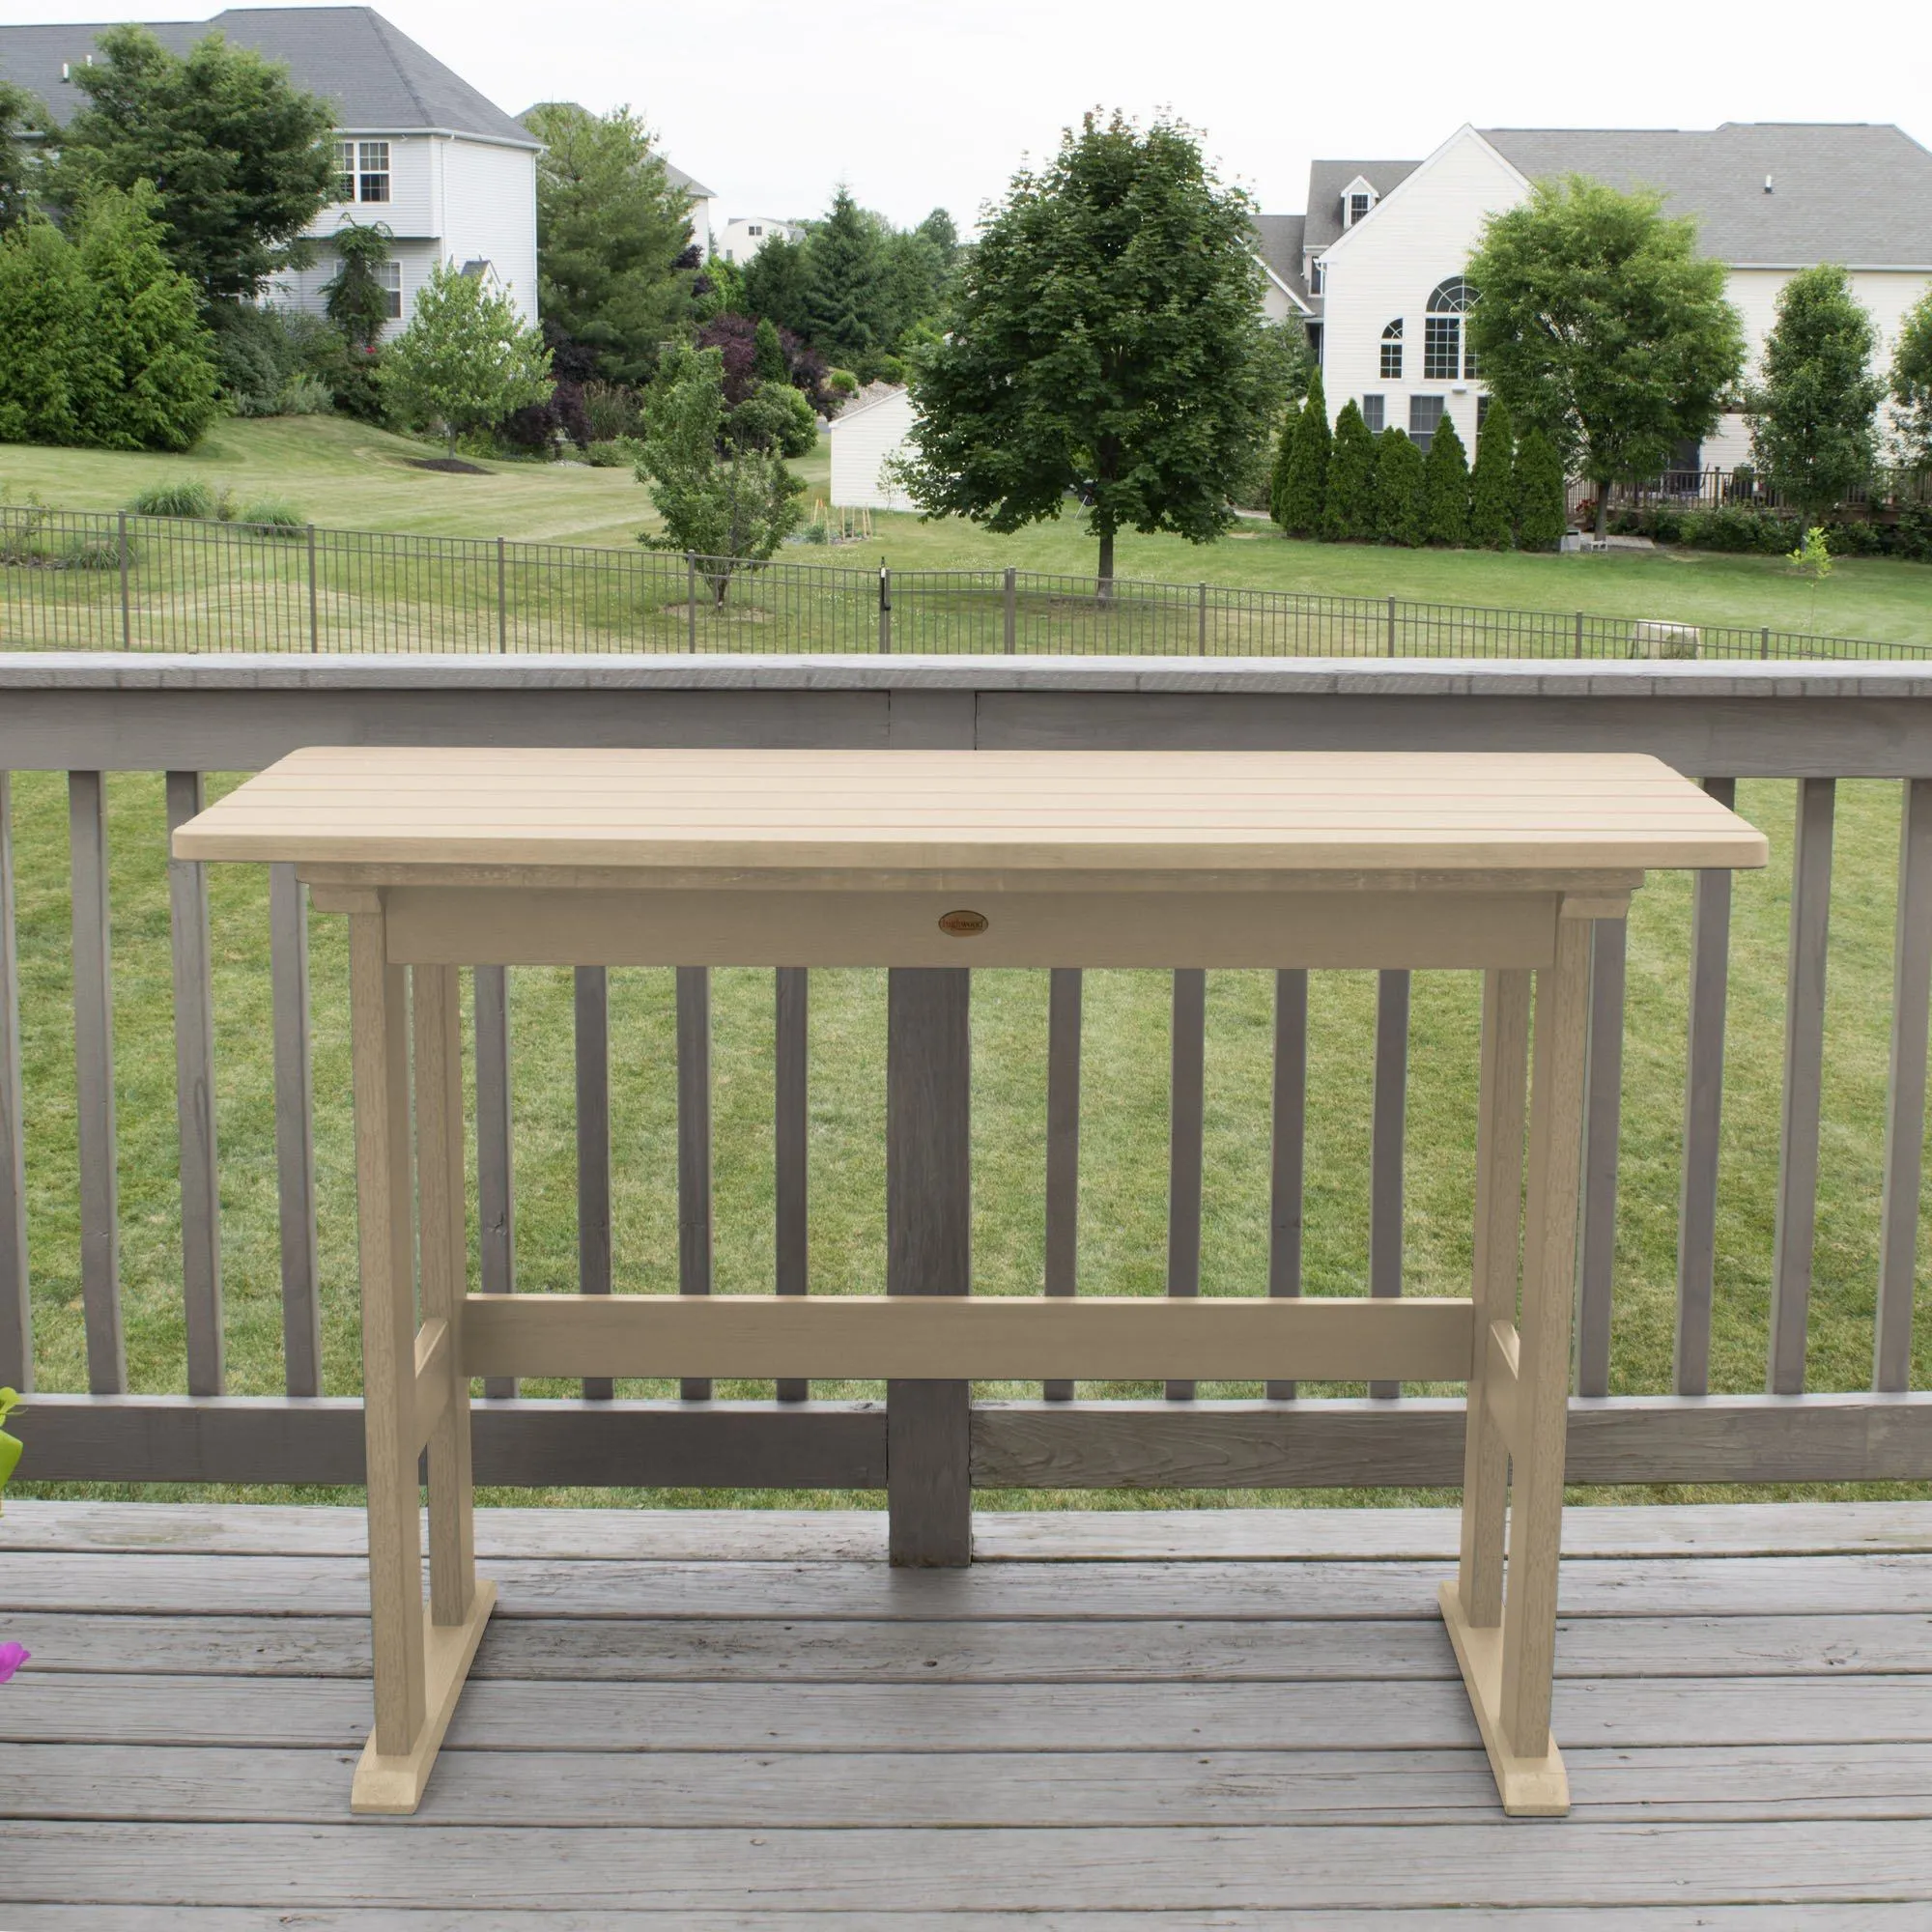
1349 192 1371 226
1380 319 1403 381
1362 395 1385 434
355 141 390 205
1425 277 1477 381
332 139 355 203
376 261 401 320
1310 257 1324 295
748 224 762 238
1409 394 1446 451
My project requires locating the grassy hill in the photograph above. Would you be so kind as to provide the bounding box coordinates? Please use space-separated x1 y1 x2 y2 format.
3 415 1928 644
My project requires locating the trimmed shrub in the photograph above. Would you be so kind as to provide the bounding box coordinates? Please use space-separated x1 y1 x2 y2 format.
1468 399 1515 550
1278 369 1328 536
1421 412 1470 547
1321 401 1377 542
1268 408 1300 529
1373 427 1425 546
1513 428 1568 551
128 477 216 519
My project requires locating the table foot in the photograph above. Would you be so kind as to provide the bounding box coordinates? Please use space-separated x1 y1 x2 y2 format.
351 1579 497 1816
1436 1579 1570 1817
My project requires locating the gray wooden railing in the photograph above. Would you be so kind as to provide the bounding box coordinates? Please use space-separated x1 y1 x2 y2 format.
6 653 1932 1507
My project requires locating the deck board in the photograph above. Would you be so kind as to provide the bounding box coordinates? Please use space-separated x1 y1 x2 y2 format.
2 1502 1930 1918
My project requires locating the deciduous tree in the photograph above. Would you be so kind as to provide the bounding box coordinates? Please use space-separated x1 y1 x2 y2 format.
1747 266 1884 519
52 24 333 303
900 112 1269 584
1421 412 1470 546
1373 427 1425 547
1321 400 1377 542
521 102 695 385
380 261 552 459
1468 398 1516 550
1466 176 1745 537
1891 289 1932 468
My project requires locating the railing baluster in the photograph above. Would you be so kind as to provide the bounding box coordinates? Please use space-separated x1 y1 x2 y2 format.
775 967 809 1402
270 865 322 1395
1675 780 1735 1396
1576 916 1627 1398
68 771 126 1393
1164 968 1206 1402
575 965 612 1400
473 963 517 1400
1876 779 1932 1391
1043 967 1082 1401
1368 968 1409 1399
0 775 28 1390
1769 778 1835 1394
165 772 223 1396
1267 968 1308 1401
677 965 714 1401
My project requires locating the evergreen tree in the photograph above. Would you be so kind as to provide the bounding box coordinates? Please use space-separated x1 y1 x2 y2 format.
1321 400 1377 541
802 187 885 367
1512 426 1569 551
1747 264 1884 519
322 220 394 354
1280 370 1328 536
1421 412 1470 546
753 315 786 384
0 78 43 233
1373 427 1425 546
1268 408 1301 530
1468 398 1516 550
740 233 812 338
0 217 87 442
72 183 219 451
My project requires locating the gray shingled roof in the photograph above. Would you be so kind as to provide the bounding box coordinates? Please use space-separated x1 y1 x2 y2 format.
1251 213 1310 304
1482 124 1932 265
0 6 537 147
1302 158 1421 250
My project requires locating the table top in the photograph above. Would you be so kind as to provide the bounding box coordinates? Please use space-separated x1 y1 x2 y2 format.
174 747 1768 878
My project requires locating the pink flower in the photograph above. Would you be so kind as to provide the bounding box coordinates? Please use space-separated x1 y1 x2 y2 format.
0 1642 28 1684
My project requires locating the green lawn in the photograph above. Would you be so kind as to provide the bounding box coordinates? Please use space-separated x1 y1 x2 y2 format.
8 768 1932 1512
4 416 1929 644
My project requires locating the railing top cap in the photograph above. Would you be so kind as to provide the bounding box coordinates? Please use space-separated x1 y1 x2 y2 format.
2 653 1929 698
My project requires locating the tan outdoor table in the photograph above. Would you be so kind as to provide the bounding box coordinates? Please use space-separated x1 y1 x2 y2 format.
176 746 1766 1819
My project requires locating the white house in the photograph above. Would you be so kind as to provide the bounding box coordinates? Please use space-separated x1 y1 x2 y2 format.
716 216 803 266
828 384 917 510
665 163 721 261
1263 123 1932 469
1 5 540 334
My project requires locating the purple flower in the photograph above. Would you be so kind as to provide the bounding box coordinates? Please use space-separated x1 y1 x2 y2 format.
0 1642 29 1684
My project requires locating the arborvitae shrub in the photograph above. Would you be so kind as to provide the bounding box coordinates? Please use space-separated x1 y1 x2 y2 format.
1373 427 1425 546
1279 368 1328 536
1421 412 1470 547
1468 397 1516 550
1268 408 1300 530
1321 400 1377 541
1513 427 1569 551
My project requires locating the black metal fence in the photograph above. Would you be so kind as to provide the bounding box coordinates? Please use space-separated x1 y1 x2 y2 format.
2 503 1924 660
1596 466 1932 516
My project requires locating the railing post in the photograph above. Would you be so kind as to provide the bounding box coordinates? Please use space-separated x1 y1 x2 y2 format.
497 535 507 654
1876 778 1932 1390
1386 594 1397 657
575 965 612 1401
687 553 697 652
1576 916 1627 1398
473 962 516 1400
1042 966 1082 1402
118 511 131 651
775 966 810 1403
1575 611 1584 660
1761 627 1771 660
304 525 321 654
887 966 971 1566
1164 968 1207 1401
676 965 714 1403
878 562 893 655
0 775 27 1391
1198 582 1208 656
1368 968 1409 1398
1004 566 1016 654
1266 968 1308 1402
270 863 322 1398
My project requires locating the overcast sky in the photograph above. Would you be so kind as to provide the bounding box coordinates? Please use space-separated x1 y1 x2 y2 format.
16 0 1932 230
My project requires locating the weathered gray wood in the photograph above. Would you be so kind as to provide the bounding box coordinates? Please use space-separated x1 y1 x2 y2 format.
1266 968 1308 1401
1165 967 1206 1401
12 1497 1932 1563
1042 966 1082 1403
1877 778 1932 1392
18 1605 1932 1685
574 964 611 1400
887 968 973 1565
677 964 714 1402
15 1387 1932 1489
1576 917 1626 1398
472 962 516 1400
16 1738 1932 1829
5 1817 1932 1911
1676 778 1735 1397
1368 968 1409 1400
267 865 321 1398
164 771 223 1397
0 773 28 1389
775 966 809 1402
11 1550 1932 1622
67 769 124 1394
1770 776 1835 1395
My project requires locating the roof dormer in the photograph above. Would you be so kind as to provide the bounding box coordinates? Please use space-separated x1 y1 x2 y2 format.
1340 176 1378 228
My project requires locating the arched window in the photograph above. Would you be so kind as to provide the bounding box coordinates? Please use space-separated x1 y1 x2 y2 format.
1379 318 1403 381
1424 278 1477 380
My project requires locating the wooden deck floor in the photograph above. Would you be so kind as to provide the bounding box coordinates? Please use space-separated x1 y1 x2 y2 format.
3 1499 1931 1926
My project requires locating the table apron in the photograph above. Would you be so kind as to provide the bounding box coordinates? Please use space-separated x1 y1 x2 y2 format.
377 886 1563 970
